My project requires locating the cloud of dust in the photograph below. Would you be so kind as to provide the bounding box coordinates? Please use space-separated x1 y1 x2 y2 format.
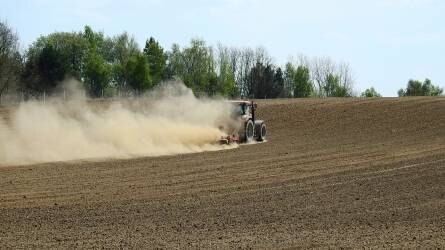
0 80 238 166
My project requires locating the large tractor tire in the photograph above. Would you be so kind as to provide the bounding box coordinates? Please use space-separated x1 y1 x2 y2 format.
242 120 255 143
255 121 267 142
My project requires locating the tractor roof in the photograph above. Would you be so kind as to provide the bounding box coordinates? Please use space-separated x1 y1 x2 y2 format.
225 100 252 105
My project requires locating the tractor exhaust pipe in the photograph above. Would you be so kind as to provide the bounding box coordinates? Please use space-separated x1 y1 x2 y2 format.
251 101 255 123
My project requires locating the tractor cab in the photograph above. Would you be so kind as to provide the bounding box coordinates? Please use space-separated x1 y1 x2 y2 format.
228 100 257 119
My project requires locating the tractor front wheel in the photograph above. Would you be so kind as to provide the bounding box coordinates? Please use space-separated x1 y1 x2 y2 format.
243 120 254 143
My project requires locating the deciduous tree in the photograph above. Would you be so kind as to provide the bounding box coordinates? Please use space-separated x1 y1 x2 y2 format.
0 21 22 96
143 37 166 85
361 87 381 97
125 53 152 93
398 79 443 97
285 63 313 98
22 32 88 94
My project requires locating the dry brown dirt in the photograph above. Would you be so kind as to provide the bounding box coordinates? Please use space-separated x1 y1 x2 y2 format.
1 97 445 249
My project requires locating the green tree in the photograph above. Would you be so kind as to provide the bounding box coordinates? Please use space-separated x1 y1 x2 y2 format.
164 43 183 80
248 62 269 98
82 26 114 61
285 63 313 98
83 51 111 97
82 26 112 97
294 65 313 97
324 73 349 97
183 39 215 94
23 42 68 93
125 53 152 93
421 79 443 96
311 57 354 97
274 67 285 98
236 48 255 98
215 44 238 97
400 79 422 96
0 21 22 96
22 32 88 94
398 79 443 97
361 87 381 97
165 39 216 95
109 32 140 90
247 62 282 99
143 37 166 85
206 72 219 96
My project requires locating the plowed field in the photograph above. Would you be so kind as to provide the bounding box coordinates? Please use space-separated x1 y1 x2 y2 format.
1 97 444 249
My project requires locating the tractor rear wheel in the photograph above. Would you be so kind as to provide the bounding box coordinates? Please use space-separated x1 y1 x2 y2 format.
256 123 267 141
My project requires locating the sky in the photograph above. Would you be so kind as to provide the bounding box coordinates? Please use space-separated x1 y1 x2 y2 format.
1 0 444 96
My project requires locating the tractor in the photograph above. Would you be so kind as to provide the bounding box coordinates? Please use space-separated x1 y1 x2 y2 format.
219 101 267 144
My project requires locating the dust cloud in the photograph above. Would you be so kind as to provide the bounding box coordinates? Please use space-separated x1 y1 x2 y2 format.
0 81 238 166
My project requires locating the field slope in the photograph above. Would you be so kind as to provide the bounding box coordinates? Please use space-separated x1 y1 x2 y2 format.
1 97 445 248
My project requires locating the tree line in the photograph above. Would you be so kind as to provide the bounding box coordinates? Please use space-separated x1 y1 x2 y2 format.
0 21 442 100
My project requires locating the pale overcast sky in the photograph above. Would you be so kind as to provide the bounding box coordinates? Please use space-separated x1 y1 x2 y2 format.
1 0 444 96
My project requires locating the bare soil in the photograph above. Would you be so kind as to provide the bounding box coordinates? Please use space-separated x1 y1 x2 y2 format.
1 97 444 249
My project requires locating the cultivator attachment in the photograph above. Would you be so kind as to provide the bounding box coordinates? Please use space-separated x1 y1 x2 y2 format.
219 134 239 145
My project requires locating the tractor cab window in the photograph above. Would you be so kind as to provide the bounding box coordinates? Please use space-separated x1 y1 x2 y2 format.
231 103 252 117
232 104 245 116
244 105 251 115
